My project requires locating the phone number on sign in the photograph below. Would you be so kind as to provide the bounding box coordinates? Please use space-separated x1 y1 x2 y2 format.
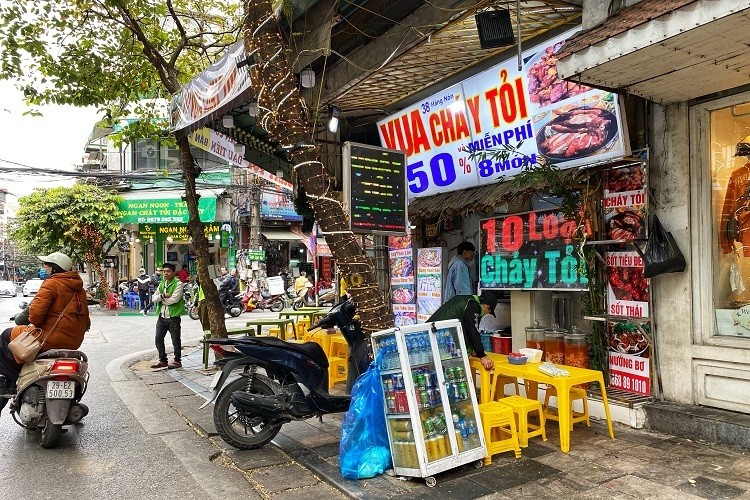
609 371 649 395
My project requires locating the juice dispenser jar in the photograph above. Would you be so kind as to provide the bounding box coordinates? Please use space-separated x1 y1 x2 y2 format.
543 324 567 364
564 326 589 369
525 321 546 352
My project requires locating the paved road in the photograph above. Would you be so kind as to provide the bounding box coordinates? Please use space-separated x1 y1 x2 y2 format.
0 295 278 499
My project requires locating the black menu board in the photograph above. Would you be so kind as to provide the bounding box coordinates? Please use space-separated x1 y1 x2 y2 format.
343 142 407 234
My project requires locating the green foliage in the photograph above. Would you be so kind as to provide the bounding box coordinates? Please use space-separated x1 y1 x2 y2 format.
11 184 123 267
0 0 243 131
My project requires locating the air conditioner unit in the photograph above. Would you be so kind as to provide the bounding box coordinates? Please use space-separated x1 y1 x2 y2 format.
141 145 158 159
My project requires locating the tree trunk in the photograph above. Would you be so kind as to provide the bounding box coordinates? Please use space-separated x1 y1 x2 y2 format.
175 133 228 339
243 0 393 335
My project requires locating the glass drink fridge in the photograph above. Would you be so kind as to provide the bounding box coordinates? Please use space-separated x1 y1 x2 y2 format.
371 319 487 487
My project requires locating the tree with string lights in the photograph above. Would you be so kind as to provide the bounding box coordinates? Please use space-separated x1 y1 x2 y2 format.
242 0 393 334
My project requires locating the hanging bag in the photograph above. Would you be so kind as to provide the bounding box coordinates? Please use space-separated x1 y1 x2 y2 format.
635 215 686 278
8 295 75 363
339 356 392 480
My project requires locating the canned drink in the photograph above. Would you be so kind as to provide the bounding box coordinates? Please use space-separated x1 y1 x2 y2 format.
429 389 441 406
394 390 408 413
455 366 465 382
416 373 426 390
451 381 461 400
385 378 394 393
414 388 422 409
394 373 404 390
447 337 457 357
455 429 465 452
423 416 435 436
445 366 454 382
386 395 396 412
458 381 468 400
420 389 430 408
424 371 434 390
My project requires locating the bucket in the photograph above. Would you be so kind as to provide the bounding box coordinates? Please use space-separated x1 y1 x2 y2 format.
491 334 511 355
480 332 493 353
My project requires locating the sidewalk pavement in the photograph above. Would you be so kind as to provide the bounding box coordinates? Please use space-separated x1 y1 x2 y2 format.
126 341 750 500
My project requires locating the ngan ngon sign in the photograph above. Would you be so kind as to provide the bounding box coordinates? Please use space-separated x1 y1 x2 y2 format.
480 210 589 290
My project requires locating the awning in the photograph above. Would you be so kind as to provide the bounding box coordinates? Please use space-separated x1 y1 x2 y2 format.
556 1 750 104
261 228 306 241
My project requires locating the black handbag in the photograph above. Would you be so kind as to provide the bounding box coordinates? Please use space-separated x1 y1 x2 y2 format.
634 215 686 278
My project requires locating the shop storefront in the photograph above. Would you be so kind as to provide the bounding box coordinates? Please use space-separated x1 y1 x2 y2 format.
555 1 750 422
117 191 232 276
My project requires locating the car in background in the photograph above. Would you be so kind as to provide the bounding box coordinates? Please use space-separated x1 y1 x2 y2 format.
0 281 16 297
22 278 43 297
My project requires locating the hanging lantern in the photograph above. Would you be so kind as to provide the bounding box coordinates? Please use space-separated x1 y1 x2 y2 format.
300 68 315 88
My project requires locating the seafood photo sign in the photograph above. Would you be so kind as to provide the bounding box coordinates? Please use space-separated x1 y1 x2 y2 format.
377 27 629 200
416 248 443 322
607 321 651 396
389 235 417 326
479 210 590 290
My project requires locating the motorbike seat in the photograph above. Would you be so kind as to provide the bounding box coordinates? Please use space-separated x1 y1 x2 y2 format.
254 336 329 368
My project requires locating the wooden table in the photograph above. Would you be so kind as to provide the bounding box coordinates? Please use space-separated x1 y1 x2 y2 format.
472 353 615 453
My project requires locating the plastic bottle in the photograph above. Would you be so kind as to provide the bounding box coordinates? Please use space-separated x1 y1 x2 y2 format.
467 420 479 448
455 429 465 453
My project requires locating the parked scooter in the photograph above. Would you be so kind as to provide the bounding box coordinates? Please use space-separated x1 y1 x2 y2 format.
202 300 370 450
243 289 285 313
292 287 336 310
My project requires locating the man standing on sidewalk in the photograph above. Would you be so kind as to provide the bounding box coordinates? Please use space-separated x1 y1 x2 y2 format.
150 263 186 369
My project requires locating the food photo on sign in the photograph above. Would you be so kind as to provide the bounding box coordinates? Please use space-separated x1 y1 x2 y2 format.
606 250 649 318
607 321 651 396
603 164 647 241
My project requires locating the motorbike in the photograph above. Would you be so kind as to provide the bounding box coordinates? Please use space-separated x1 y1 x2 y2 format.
5 350 90 448
292 287 336 310
5 305 89 448
243 289 285 313
202 300 370 450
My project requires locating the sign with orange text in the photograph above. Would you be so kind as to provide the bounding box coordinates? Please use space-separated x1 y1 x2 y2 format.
377 28 628 199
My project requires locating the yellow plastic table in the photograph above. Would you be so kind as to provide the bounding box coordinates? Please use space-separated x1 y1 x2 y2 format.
278 309 326 328
471 353 615 453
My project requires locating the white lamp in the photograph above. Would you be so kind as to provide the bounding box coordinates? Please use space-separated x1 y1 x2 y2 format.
248 101 259 117
234 143 245 155
300 68 315 88
222 115 234 128
276 169 284 179
328 105 341 133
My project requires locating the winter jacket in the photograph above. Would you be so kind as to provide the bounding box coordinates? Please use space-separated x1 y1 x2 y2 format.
427 295 485 358
153 277 186 318
10 271 90 362
444 256 473 301
720 163 750 255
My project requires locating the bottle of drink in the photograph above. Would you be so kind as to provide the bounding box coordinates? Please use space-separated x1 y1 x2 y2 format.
467 420 479 447
455 429 465 453
432 412 447 434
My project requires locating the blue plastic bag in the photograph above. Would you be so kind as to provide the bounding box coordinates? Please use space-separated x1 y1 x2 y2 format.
339 359 392 480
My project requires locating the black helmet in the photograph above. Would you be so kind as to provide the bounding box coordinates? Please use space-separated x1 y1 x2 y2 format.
735 136 750 157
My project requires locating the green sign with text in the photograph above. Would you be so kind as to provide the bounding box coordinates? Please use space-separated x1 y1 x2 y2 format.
119 197 216 224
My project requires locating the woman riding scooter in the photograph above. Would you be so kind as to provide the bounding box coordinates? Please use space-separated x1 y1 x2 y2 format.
0 252 90 413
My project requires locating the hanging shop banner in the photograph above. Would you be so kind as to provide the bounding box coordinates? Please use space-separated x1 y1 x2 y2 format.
120 197 216 224
170 41 251 133
261 189 302 222
603 163 647 241
608 320 651 396
377 27 628 200
479 210 589 290
606 250 649 318
389 235 416 326
416 248 442 322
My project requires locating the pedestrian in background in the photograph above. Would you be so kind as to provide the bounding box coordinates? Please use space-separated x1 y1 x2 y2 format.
136 267 151 315
177 264 189 283
150 263 185 369
444 241 475 301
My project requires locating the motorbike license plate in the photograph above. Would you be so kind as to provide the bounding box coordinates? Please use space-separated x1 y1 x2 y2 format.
46 381 75 399
210 372 222 390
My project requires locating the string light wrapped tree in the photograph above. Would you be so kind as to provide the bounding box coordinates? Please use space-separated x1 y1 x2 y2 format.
243 0 393 334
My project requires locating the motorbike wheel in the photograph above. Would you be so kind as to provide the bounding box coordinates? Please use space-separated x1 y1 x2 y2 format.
269 299 284 313
292 300 302 311
39 416 62 449
188 306 199 320
214 374 282 450
228 305 242 317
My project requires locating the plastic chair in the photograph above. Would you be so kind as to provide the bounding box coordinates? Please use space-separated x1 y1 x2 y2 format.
543 386 591 430
478 401 521 464
267 327 282 338
496 395 547 447
106 292 120 310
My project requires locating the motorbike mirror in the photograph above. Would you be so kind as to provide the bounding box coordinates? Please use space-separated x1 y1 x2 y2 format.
19 302 28 309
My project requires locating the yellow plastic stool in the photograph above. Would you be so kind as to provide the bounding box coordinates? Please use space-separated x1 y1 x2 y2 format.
329 336 348 359
496 395 547 447
328 356 347 389
492 375 521 400
295 322 307 340
544 386 591 430
267 327 282 338
478 402 521 464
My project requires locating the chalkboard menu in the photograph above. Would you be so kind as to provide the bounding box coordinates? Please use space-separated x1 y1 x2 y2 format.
343 142 407 235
